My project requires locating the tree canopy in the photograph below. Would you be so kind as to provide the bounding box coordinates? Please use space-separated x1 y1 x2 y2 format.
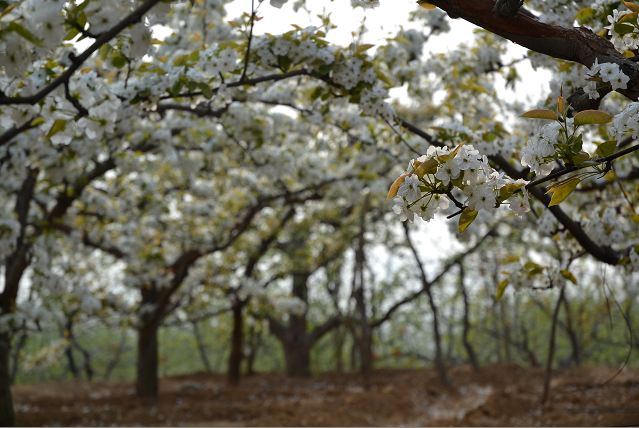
0 0 638 425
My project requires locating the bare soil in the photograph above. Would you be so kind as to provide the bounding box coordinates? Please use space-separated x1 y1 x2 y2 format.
11 364 639 426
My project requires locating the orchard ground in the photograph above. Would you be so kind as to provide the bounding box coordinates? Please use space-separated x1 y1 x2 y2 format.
11 364 639 427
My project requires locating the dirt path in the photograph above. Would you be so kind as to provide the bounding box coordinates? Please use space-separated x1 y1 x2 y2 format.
11 364 639 426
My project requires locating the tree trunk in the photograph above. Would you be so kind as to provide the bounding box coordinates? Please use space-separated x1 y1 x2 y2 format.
10 331 27 384
426 287 452 387
459 263 480 371
104 329 127 381
283 340 311 377
246 325 261 376
334 325 344 373
136 322 159 403
562 295 581 367
136 285 160 403
0 332 16 427
64 346 80 379
542 287 565 405
192 321 212 373
228 299 245 385
355 286 372 388
268 272 340 378
63 320 80 379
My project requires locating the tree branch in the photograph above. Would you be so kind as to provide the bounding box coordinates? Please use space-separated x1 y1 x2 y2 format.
0 0 163 106
425 0 639 101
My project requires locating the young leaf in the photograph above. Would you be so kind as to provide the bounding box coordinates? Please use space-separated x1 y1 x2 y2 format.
614 22 635 35
387 174 409 200
417 1 437 9
499 182 526 200
546 177 581 206
619 12 638 22
458 208 478 234
573 110 613 126
46 119 67 140
520 109 558 120
355 44 375 54
414 158 438 179
557 95 564 114
571 151 590 165
8 22 43 47
595 140 617 158
560 269 578 284
623 1 639 12
496 280 509 301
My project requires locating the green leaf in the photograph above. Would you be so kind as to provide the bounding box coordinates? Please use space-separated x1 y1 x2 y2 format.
570 133 583 152
188 49 200 62
571 151 590 165
30 117 45 127
458 208 478 234
414 158 438 179
8 22 43 47
595 140 617 158
198 82 213 99
614 22 635 35
387 174 409 200
172 78 185 97
503 255 520 264
100 44 112 61
173 54 189 67
278 55 292 72
499 182 526 200
524 261 540 269
520 109 558 120
619 12 638 23
574 7 595 23
64 27 80 41
0 2 19 19
111 53 126 69
573 110 613 126
355 44 375 54
496 280 509 301
546 177 581 207
560 269 578 284
46 119 67 140
375 69 392 85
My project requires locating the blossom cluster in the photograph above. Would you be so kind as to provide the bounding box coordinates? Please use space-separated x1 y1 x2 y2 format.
583 59 630 99
520 120 563 176
391 143 530 225
605 9 639 50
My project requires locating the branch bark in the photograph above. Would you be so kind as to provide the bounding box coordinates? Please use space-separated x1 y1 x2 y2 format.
425 0 639 101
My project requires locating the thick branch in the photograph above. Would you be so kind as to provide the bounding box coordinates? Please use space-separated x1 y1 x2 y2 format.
309 315 341 344
425 0 639 101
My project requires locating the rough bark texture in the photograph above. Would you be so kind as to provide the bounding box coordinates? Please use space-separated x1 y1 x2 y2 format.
426 0 639 102
0 332 15 427
136 286 160 403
